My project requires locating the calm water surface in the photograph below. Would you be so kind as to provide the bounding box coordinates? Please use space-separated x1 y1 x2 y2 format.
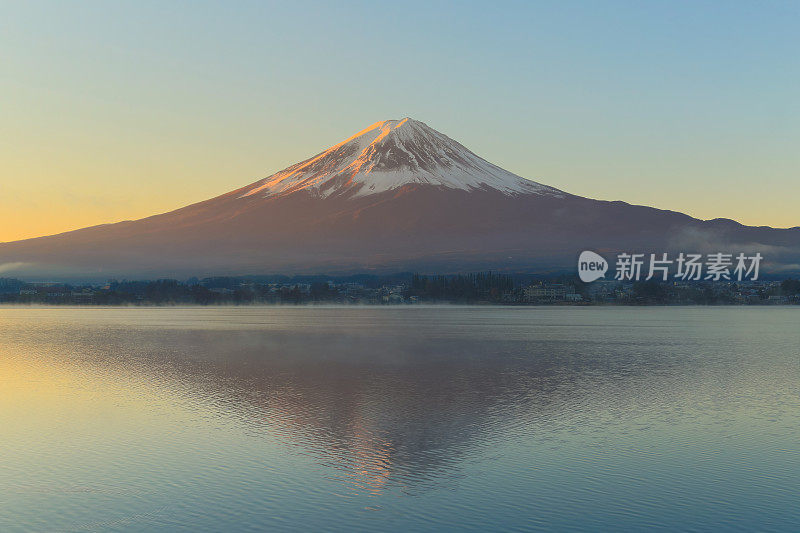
1 306 799 532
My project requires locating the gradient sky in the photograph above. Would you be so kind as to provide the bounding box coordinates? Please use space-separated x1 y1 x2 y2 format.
2 0 798 242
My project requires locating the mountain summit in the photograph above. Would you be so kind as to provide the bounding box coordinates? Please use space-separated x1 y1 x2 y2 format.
1 118 799 279
239 118 563 199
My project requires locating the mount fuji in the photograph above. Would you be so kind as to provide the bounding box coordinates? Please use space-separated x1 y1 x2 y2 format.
2 118 799 279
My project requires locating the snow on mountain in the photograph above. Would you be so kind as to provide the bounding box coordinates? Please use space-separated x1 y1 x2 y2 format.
240 118 564 199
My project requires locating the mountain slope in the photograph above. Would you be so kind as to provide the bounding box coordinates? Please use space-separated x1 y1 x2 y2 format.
1 118 799 280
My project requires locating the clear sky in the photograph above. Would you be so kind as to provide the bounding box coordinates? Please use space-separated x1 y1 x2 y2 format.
2 0 798 242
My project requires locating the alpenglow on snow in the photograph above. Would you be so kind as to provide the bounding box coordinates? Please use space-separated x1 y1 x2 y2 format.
240 118 564 199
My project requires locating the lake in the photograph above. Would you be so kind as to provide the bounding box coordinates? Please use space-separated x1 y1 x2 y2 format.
1 306 799 532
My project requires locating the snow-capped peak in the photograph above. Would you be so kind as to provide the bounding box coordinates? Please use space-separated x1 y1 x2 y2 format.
240 118 563 199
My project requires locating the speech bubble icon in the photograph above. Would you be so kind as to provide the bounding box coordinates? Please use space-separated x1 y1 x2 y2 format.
578 251 608 282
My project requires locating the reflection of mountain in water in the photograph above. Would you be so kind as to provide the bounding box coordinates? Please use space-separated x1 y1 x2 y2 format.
11 308 727 496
